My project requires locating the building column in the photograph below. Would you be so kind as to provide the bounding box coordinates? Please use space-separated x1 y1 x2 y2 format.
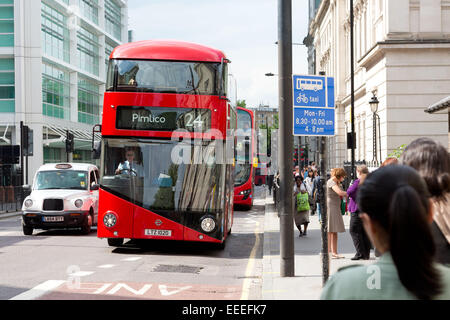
14 0 43 184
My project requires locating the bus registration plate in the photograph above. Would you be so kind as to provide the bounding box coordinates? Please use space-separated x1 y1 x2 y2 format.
145 229 172 237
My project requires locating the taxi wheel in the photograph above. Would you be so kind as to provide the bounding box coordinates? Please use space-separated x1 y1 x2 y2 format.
107 238 124 247
81 213 93 235
23 225 33 236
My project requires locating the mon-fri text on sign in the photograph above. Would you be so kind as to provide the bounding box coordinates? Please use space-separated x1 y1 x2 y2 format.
292 74 335 136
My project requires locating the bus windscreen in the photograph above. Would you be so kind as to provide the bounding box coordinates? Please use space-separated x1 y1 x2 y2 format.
100 138 225 213
107 59 220 95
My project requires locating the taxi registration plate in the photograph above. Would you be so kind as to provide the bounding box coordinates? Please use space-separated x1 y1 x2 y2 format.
144 229 172 237
43 216 64 222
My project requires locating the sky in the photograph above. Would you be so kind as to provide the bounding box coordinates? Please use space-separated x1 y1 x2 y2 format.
127 0 310 109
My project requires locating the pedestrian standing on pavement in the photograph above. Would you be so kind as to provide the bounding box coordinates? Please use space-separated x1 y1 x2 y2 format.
347 165 371 260
321 165 450 300
293 175 310 237
400 138 450 265
327 168 347 259
304 169 315 215
313 170 322 223
274 171 281 215
267 162 274 196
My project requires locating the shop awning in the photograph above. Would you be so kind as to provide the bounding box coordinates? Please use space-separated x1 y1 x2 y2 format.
43 124 101 150
425 96 450 114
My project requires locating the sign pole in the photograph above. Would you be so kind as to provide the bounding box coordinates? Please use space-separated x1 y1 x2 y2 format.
319 136 329 285
318 71 329 285
292 69 334 285
278 0 295 277
20 121 24 186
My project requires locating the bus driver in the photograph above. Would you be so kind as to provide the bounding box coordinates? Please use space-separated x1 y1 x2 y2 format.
115 148 144 177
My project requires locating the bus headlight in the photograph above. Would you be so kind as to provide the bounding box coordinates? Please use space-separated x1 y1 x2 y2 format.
74 199 83 208
24 199 33 208
103 212 117 228
239 189 251 196
200 216 216 233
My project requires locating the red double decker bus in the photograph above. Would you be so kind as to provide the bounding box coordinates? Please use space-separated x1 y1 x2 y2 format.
97 40 236 249
233 107 256 209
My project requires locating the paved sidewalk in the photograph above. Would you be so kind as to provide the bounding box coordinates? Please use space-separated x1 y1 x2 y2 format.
262 191 375 300
0 211 21 220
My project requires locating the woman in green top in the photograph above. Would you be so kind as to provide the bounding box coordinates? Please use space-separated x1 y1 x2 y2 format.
321 165 450 300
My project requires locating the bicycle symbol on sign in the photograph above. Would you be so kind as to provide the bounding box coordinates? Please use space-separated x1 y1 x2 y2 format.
296 93 309 104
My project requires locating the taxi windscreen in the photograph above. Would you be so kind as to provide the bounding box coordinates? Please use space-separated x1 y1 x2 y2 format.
34 171 88 190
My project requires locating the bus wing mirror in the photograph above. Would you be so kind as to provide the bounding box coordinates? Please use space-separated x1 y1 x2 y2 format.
92 124 102 159
92 140 101 160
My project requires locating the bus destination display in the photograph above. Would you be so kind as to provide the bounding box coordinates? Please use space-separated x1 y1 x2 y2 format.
116 106 211 132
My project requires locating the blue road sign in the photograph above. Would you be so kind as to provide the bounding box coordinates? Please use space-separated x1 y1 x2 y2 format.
293 74 335 136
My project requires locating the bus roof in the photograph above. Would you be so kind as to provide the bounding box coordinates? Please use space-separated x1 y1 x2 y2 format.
237 106 254 117
110 40 228 63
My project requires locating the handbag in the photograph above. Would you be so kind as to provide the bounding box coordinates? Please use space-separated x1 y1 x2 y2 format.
296 192 310 212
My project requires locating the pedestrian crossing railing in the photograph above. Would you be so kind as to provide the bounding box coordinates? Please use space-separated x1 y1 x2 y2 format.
0 186 26 214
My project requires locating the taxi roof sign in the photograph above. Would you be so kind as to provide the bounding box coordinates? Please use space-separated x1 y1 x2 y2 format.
55 164 72 169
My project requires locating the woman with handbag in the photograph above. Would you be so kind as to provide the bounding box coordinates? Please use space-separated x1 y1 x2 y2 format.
294 175 310 237
327 168 347 259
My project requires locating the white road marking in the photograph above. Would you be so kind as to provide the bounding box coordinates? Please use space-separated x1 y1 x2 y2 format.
106 283 153 295
241 220 261 300
97 264 115 269
0 230 17 236
121 257 142 262
9 280 66 300
159 284 192 296
68 271 94 277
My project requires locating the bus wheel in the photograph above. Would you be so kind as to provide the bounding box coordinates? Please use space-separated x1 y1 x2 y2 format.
217 239 226 250
107 238 124 247
23 225 33 236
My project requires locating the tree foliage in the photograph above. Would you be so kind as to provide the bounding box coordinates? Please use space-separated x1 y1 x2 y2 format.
387 144 406 159
237 99 247 108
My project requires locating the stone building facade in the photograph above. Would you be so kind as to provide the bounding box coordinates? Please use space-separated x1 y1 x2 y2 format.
308 0 450 168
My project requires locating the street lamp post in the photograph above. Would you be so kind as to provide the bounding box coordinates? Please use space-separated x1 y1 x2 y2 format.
350 0 356 180
369 93 380 164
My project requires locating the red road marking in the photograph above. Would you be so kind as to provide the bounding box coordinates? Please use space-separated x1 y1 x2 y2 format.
37 281 242 300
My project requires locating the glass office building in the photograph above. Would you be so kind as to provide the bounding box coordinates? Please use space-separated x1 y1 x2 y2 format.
0 0 128 184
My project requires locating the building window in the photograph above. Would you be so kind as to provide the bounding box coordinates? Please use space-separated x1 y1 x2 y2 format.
77 26 99 76
78 77 100 125
0 58 15 112
105 40 117 70
73 149 92 162
105 0 122 41
41 3 70 63
78 0 99 25
0 0 14 47
44 146 63 163
42 63 70 120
